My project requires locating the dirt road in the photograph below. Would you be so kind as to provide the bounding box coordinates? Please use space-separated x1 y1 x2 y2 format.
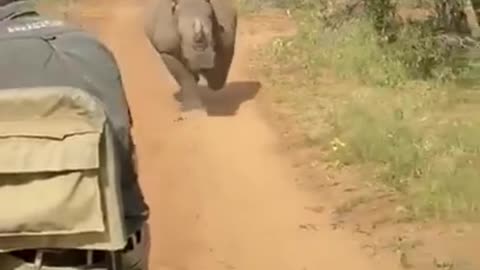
74 1 401 269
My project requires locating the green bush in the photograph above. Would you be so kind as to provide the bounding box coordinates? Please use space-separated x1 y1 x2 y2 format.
329 85 480 219
258 0 480 219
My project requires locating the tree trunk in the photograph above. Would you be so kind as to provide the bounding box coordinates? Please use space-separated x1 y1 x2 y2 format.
463 0 480 37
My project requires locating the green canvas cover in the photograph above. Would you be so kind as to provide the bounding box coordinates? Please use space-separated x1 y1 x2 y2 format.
0 87 128 252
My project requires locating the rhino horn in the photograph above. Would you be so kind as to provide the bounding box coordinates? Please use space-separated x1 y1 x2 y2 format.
171 0 178 12
193 18 205 43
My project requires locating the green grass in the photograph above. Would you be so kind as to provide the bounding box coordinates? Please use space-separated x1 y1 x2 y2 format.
331 85 480 219
254 5 480 220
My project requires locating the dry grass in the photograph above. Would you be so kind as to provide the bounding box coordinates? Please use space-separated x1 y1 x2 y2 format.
251 3 480 220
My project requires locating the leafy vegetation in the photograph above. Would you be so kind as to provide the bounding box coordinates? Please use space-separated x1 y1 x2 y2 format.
247 0 480 220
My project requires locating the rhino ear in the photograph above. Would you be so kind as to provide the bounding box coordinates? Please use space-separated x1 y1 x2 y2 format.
171 0 178 13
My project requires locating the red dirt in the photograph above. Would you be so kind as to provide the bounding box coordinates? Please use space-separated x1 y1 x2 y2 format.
65 1 480 270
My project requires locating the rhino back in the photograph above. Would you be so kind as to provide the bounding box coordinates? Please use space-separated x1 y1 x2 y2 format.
144 0 180 54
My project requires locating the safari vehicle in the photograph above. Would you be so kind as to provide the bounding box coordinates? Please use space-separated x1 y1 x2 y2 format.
0 86 147 270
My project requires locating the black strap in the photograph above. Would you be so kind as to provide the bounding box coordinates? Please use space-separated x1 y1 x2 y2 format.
10 250 107 267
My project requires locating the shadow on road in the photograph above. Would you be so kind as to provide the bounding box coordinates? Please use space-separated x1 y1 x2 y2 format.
172 81 261 116
199 81 262 116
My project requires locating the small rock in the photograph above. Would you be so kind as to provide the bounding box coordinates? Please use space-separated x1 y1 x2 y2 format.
331 220 344 230
286 9 292 17
304 205 325 213
174 116 185 122
329 181 340 187
433 257 454 269
354 224 371 236
395 205 408 214
299 223 318 231
398 251 412 269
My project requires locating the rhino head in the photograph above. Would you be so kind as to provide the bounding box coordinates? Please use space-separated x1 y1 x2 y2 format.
174 0 217 72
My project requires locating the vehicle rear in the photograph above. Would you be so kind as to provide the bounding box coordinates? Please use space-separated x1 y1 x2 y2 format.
0 86 147 270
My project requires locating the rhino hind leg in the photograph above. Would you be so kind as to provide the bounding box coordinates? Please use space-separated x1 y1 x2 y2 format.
202 45 235 91
160 53 203 111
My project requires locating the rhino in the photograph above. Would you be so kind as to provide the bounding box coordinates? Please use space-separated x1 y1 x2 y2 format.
145 0 238 111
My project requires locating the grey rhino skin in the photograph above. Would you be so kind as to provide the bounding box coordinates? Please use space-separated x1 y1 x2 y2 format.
145 0 237 110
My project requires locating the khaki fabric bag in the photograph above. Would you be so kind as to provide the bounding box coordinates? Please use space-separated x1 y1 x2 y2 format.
0 87 128 252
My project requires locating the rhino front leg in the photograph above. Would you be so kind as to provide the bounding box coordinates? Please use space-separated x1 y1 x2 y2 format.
160 53 203 111
202 45 235 91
